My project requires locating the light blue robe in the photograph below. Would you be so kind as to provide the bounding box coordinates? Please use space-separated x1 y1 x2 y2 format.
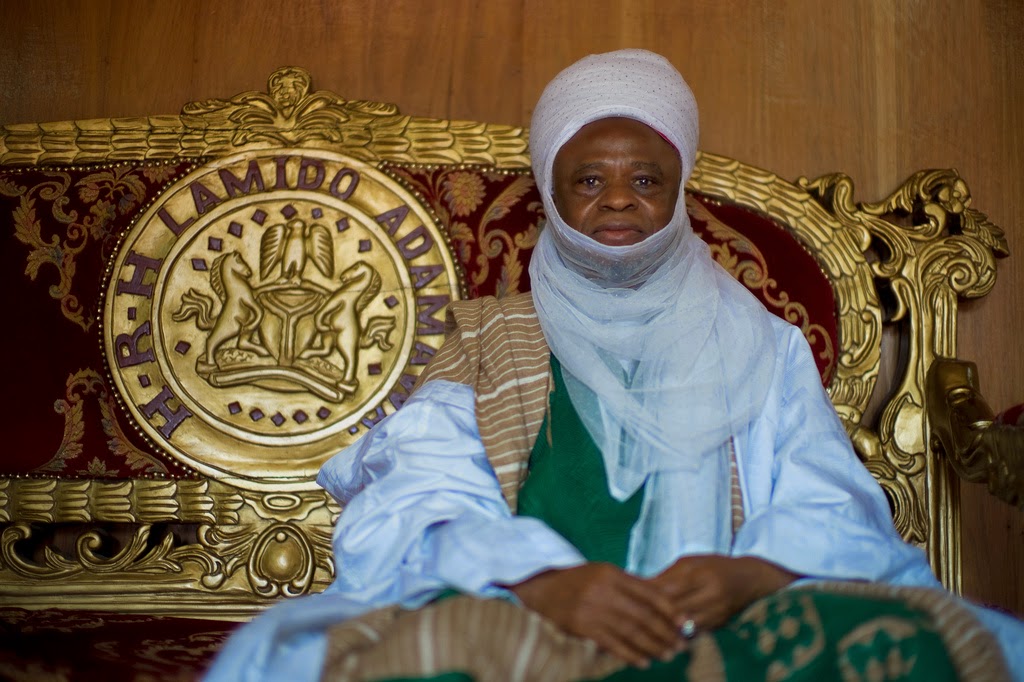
206 319 1023 681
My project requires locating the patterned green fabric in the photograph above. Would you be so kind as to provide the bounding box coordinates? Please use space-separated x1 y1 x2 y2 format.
517 355 645 568
592 589 957 681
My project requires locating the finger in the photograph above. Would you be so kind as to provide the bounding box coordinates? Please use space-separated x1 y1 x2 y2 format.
600 589 680 649
663 567 727 611
597 587 686 659
617 574 681 627
672 588 735 632
591 623 658 669
651 559 708 601
595 636 649 668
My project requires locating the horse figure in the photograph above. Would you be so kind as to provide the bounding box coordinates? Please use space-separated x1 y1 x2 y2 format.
303 261 394 387
173 251 266 373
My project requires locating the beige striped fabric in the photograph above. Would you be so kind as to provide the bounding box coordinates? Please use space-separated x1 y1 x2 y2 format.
319 597 728 682
320 597 630 682
415 292 551 512
727 440 744 536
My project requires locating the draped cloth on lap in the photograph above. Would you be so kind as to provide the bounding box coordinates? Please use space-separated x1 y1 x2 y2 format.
319 584 1007 682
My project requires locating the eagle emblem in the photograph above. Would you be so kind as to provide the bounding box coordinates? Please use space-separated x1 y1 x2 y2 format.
173 207 396 402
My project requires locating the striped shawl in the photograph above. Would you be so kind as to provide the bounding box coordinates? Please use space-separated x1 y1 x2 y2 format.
416 292 549 512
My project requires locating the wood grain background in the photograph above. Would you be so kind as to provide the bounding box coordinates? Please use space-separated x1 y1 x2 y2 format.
1 0 1021 615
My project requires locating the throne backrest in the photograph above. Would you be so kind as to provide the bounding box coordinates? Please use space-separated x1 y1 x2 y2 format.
0 68 1005 617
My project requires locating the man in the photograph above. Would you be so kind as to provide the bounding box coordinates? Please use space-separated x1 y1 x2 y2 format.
207 49 1020 681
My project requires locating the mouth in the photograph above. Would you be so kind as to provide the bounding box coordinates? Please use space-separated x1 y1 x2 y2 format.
591 225 645 246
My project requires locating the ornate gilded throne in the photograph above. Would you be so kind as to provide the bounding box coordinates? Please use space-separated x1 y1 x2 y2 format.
0 68 1018 678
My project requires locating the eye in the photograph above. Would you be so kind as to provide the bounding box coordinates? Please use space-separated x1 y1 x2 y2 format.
633 175 658 188
576 175 601 189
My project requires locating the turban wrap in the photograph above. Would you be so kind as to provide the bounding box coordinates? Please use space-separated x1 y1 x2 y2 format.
528 49 777 499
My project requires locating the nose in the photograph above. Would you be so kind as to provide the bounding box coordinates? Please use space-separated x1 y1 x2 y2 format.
600 179 637 211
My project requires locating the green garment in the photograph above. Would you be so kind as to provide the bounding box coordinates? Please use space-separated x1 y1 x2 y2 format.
517 355 645 568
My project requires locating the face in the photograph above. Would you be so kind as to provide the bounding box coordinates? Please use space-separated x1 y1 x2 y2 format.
552 117 681 247
270 72 309 110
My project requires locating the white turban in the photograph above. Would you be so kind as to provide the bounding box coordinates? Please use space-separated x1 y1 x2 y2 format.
527 49 777 500
530 49 698 193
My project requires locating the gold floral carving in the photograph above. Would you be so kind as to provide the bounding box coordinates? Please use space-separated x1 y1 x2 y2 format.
181 66 399 148
0 68 530 168
0 523 207 580
0 488 338 615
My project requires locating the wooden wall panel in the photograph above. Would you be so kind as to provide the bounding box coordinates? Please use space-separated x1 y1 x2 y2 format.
1 0 1021 615
893 0 1024 616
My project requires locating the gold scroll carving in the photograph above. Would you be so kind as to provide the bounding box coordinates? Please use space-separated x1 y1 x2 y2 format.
796 169 1007 590
927 359 1024 509
0 68 530 169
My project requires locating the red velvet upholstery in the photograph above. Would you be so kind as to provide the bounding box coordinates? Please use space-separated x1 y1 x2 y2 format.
0 162 840 479
0 607 236 681
996 403 1024 427
1 162 200 478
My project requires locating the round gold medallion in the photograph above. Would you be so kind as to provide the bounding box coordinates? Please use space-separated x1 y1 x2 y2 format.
103 150 460 490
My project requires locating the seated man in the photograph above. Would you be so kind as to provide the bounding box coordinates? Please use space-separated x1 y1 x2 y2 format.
207 49 1023 681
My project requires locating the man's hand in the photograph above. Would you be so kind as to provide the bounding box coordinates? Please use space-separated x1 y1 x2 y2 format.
649 555 798 633
507 563 684 668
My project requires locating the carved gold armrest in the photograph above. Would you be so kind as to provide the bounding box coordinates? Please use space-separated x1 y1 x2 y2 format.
927 358 1024 508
